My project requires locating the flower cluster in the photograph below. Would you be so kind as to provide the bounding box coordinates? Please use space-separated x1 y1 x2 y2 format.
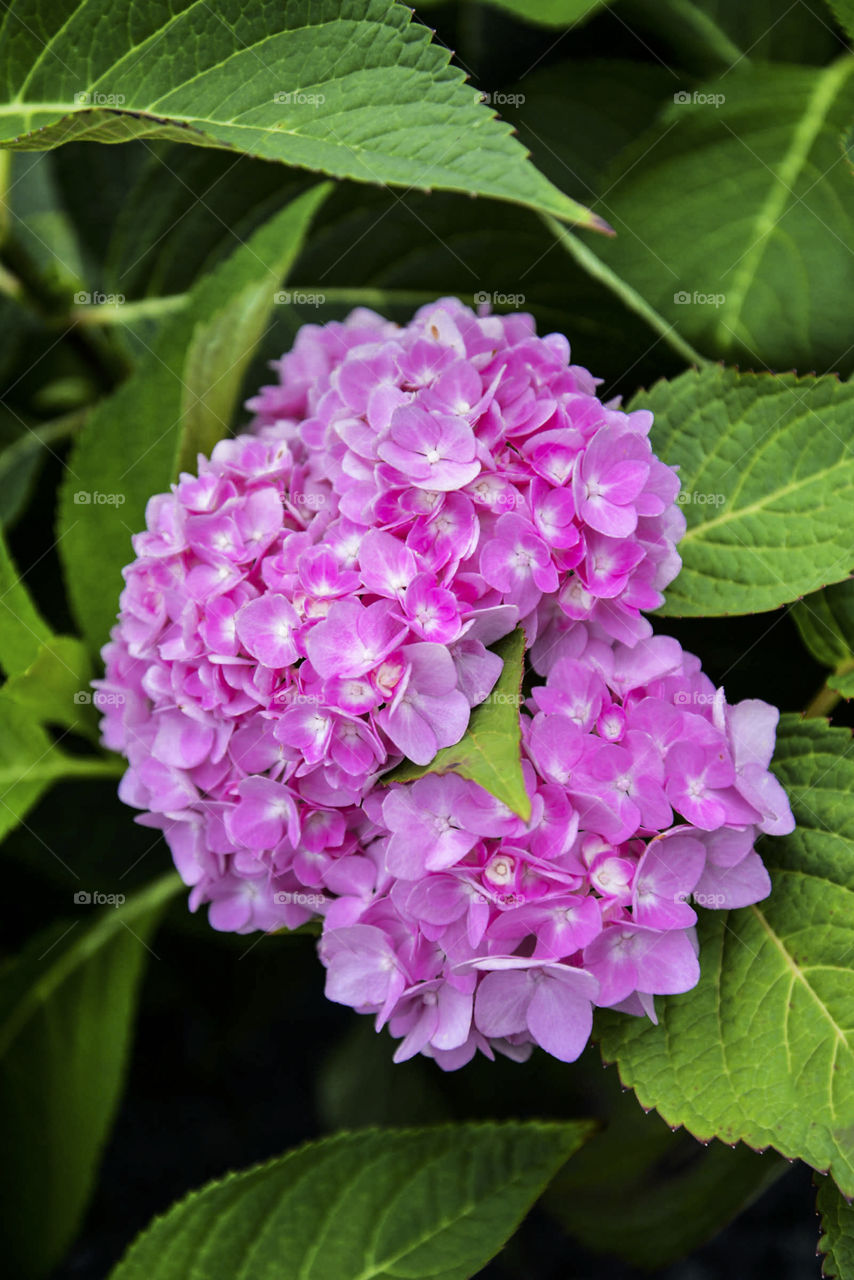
99 298 682 913
98 297 792 1068
319 622 793 1067
248 297 684 647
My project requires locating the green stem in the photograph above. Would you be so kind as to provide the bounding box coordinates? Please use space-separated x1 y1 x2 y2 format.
803 657 854 719
71 293 187 326
542 215 709 368
58 754 128 780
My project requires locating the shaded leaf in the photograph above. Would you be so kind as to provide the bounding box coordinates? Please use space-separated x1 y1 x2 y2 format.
0 873 181 1280
794 579 854 671
109 1120 591 1280
0 409 84 529
469 0 612 26
0 524 52 677
2 152 85 300
818 1174 854 1278
826 1 854 42
503 59 672 201
624 0 841 70
588 61 854 376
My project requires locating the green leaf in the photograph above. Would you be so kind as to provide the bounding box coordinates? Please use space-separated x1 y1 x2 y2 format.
1 635 96 733
0 873 181 1279
794 580 854 671
597 716 854 1195
2 152 85 300
98 144 308 300
0 696 56 842
0 694 122 844
0 0 602 232
0 409 84 530
632 367 854 617
546 217 708 368
818 1175 854 1278
589 60 854 376
793 580 854 704
57 186 328 653
0 524 52 677
109 1120 590 1280
384 627 531 821
503 60 672 202
826 1 854 42
467 0 612 27
624 0 840 69
830 668 854 699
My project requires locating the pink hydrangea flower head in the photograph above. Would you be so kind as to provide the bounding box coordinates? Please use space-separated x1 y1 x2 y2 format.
96 298 793 1068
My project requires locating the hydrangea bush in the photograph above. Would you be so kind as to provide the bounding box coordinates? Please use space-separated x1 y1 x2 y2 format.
99 300 793 1068
2 1 854 1276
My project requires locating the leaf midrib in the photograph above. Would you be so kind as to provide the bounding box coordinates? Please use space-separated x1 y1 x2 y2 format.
680 455 854 542
749 901 850 1068
715 55 854 349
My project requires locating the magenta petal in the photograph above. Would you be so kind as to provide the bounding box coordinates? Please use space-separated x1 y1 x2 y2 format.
695 851 771 909
236 595 300 667
474 969 531 1038
433 983 474 1051
526 971 594 1062
633 928 700 996
153 710 214 769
